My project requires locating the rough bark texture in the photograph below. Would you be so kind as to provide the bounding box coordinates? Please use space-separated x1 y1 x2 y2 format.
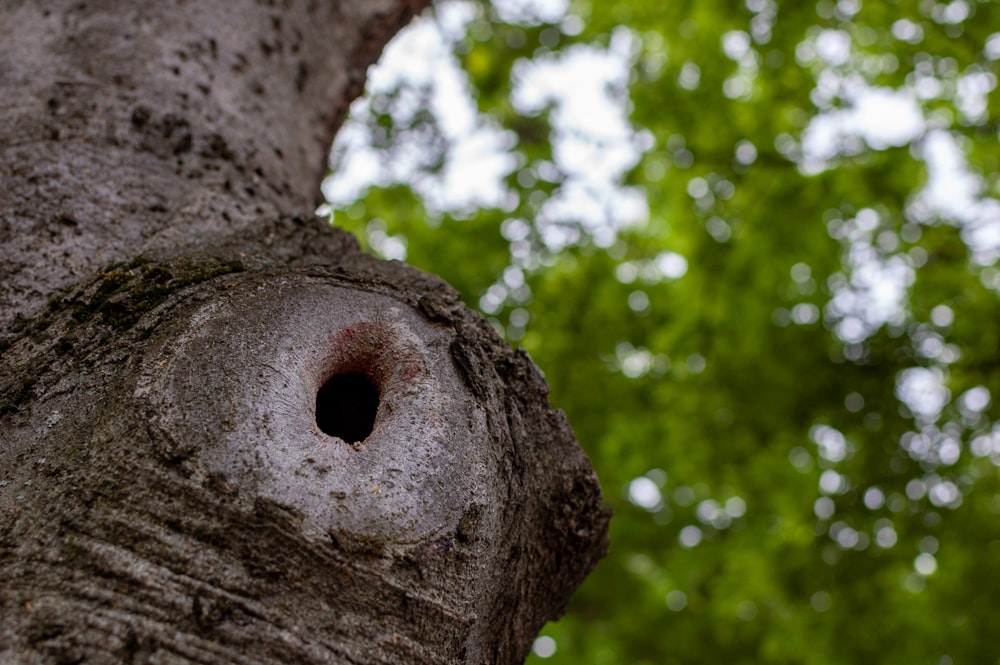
0 0 420 329
0 2 610 664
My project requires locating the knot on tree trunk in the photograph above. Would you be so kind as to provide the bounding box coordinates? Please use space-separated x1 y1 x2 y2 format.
0 247 609 664
136 273 496 553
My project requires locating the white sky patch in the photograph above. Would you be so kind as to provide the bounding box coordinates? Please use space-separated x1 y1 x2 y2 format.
815 29 851 66
435 129 519 213
326 5 646 251
915 473 962 508
796 65 999 353
532 635 558 658
934 0 970 25
656 251 689 279
820 469 847 494
876 523 898 548
615 341 668 379
960 386 990 414
492 0 568 25
512 30 648 248
814 496 835 519
801 83 925 172
365 5 471 94
628 476 663 510
851 88 925 148
797 43 1000 269
901 425 963 467
364 219 408 261
322 122 382 205
722 30 752 61
914 552 938 575
678 525 703 548
810 424 850 463
825 209 914 343
896 367 950 421
864 487 885 510
916 130 1000 265
954 69 996 123
322 2 516 215
986 32 1000 60
892 19 924 44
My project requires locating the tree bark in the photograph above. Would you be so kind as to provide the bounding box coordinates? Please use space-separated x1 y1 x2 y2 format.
0 2 609 664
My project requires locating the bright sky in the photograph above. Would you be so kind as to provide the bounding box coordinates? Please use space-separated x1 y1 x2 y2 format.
322 0 647 250
325 1 1000 262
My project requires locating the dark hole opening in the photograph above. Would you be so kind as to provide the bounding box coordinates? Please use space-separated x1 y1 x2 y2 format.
315 374 379 443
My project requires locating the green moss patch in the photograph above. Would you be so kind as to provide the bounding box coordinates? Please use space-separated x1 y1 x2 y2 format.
64 259 245 331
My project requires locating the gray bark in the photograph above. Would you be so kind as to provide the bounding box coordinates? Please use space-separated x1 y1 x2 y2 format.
0 1 609 664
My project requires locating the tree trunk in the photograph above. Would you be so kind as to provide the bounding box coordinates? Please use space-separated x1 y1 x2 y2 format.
0 2 609 663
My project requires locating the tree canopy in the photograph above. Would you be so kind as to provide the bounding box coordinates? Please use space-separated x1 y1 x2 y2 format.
321 0 1000 662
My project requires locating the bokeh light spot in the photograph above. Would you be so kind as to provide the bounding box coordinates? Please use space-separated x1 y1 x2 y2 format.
532 636 557 658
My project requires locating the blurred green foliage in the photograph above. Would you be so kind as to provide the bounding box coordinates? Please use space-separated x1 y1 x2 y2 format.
327 0 1000 662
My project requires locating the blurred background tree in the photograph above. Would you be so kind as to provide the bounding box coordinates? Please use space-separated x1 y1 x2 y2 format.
320 0 1000 662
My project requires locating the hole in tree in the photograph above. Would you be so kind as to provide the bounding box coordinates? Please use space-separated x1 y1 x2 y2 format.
315 374 379 443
